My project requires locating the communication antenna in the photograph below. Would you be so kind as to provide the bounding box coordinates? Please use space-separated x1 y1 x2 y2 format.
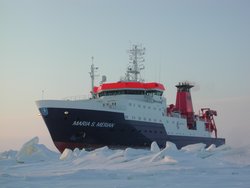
159 63 161 82
89 56 99 98
125 44 146 82
42 90 44 100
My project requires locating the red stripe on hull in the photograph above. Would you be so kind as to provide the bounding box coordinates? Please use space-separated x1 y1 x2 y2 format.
54 141 106 153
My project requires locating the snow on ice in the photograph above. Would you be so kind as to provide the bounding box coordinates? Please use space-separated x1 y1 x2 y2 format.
15 137 57 163
1 137 250 188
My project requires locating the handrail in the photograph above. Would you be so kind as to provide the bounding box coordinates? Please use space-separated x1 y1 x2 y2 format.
62 95 91 101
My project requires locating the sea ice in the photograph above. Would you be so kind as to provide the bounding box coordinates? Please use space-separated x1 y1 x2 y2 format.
60 148 73 161
151 141 160 153
1 137 250 188
181 143 206 153
15 137 57 163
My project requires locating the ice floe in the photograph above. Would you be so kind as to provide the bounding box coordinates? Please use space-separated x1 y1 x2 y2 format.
1 137 250 188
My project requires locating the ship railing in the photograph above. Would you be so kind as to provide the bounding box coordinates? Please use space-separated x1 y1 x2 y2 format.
62 95 91 101
167 112 186 119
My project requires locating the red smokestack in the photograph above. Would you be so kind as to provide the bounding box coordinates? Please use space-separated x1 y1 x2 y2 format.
175 82 195 129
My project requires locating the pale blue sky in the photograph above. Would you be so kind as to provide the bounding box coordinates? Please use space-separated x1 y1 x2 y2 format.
1 0 250 151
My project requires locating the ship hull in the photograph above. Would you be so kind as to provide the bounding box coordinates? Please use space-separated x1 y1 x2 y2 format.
39 107 225 153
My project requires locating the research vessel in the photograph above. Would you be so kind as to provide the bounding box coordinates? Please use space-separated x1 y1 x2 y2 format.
36 45 225 153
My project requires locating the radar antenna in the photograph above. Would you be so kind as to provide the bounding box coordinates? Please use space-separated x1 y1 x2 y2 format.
125 44 145 82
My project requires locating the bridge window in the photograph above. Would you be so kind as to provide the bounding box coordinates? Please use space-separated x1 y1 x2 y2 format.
98 89 163 97
146 90 163 96
98 89 145 97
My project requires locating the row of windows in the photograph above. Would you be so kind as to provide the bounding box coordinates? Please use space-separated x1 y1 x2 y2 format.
128 103 163 111
98 90 163 97
125 115 163 123
81 127 203 137
109 128 164 134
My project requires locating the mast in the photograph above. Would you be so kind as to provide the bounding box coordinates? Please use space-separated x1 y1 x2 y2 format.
89 56 98 98
125 45 145 82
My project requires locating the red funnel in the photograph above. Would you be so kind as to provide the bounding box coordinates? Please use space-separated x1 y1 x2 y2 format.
175 83 195 129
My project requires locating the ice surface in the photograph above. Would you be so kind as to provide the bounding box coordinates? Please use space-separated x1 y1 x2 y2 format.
60 148 73 161
15 137 57 163
150 141 160 153
1 137 250 188
181 143 206 153
0 150 17 160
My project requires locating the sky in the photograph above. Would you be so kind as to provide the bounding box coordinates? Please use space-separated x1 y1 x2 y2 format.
1 0 250 152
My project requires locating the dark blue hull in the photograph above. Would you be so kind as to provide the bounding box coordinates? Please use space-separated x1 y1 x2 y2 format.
39 107 225 153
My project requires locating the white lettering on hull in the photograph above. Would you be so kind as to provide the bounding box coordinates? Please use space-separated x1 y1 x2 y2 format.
72 121 114 128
